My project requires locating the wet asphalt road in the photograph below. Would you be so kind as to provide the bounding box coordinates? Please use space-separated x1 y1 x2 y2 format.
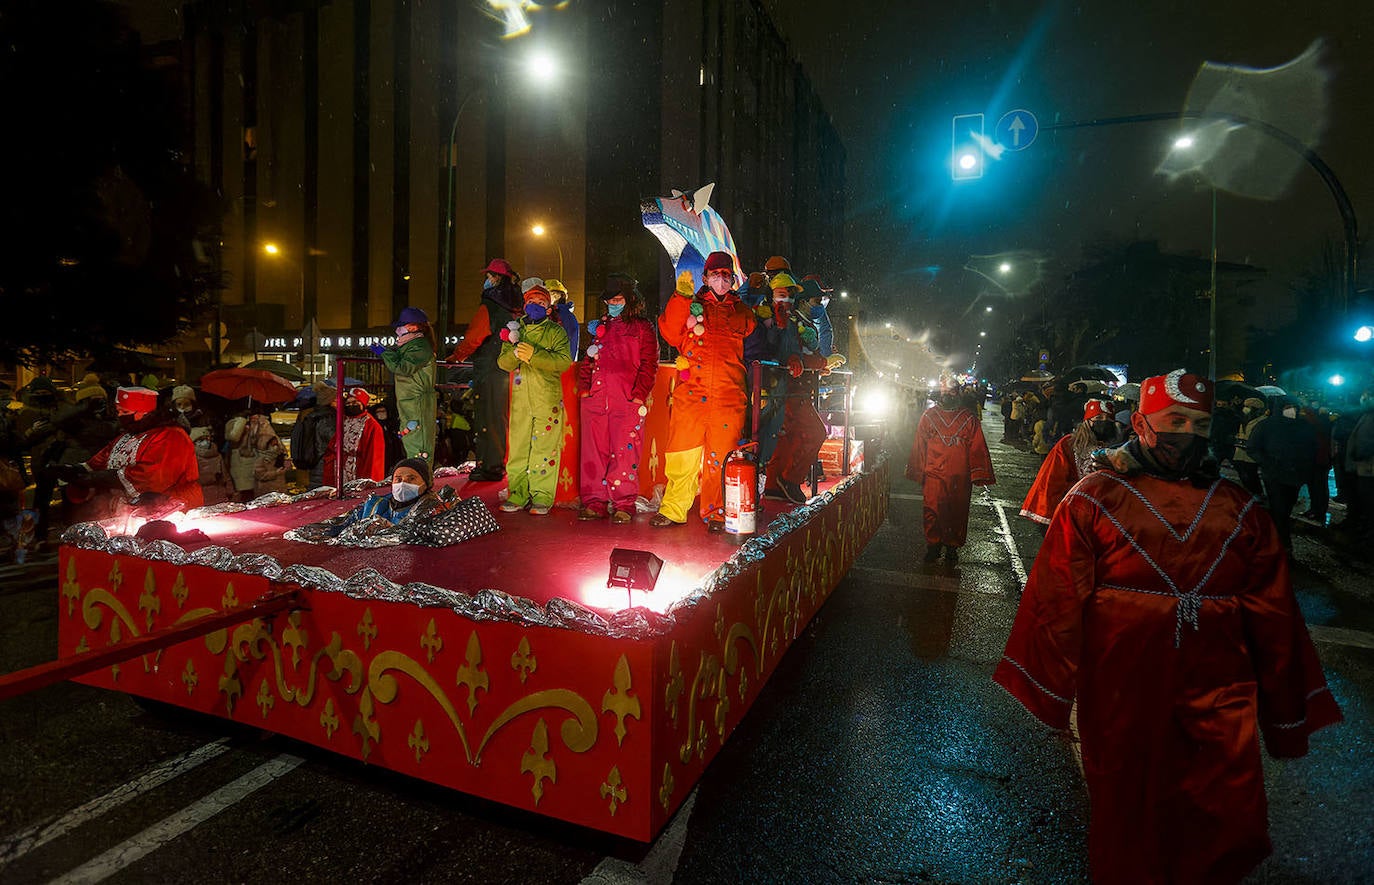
1 409 1371 883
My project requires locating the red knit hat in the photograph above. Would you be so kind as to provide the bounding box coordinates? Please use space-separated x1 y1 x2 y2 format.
115 387 158 416
1083 399 1109 422
1138 370 1214 416
483 258 518 280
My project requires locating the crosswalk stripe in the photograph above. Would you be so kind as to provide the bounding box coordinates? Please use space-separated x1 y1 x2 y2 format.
49 753 304 885
0 739 232 869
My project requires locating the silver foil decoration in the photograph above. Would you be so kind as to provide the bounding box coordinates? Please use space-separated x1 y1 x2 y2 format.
57 459 886 639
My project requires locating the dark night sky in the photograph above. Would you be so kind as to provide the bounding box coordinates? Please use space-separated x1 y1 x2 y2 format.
125 0 1374 362
764 0 1374 348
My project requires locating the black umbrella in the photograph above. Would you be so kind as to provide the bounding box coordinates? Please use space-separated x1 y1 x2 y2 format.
1215 380 1263 403
1058 365 1119 384
244 358 306 383
85 348 158 374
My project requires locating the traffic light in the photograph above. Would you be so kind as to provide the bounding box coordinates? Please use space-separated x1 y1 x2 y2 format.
951 113 985 180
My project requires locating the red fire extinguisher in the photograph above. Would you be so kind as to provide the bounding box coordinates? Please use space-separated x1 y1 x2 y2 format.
722 442 759 536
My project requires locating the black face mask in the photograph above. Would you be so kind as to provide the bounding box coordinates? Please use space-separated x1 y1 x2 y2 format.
1090 422 1117 442
1147 430 1209 476
344 404 364 417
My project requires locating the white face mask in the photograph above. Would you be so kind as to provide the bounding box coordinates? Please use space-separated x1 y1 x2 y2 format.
1282 406 1297 419
392 481 422 503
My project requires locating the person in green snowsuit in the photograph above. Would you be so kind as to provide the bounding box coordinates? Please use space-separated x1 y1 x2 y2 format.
371 307 436 463
496 284 571 514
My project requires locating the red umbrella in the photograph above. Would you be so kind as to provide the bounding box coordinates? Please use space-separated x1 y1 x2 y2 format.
198 368 298 404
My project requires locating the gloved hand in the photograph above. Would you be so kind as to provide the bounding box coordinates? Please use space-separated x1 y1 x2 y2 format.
754 302 772 321
369 344 386 356
51 463 88 483
675 270 695 297
514 341 535 362
786 355 804 378
87 469 124 490
825 353 847 372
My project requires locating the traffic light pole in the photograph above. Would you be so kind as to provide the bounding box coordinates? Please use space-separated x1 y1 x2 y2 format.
1044 110 1358 313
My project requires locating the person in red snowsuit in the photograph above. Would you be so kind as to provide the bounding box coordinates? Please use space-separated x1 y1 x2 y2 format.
322 387 387 484
579 274 659 523
63 387 202 515
651 251 756 530
995 370 1341 885
905 386 995 563
765 278 844 504
1019 397 1124 527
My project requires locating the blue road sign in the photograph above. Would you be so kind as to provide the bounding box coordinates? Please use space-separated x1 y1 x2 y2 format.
995 109 1038 152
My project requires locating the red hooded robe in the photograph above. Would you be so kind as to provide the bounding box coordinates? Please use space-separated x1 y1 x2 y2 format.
904 404 995 546
995 467 1341 884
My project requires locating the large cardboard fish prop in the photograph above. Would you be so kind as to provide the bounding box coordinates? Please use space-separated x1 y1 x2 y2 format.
640 183 742 288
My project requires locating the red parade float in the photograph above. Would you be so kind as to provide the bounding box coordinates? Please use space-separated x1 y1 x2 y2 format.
4 362 887 842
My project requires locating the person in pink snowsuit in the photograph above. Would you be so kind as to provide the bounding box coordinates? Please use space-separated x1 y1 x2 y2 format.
578 274 660 523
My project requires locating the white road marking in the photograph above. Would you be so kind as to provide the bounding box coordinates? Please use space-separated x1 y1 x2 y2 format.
581 787 698 885
989 497 1028 587
49 753 304 885
0 739 232 869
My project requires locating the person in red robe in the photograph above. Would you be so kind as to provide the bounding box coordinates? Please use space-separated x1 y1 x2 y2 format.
322 387 387 485
1019 398 1124 527
995 369 1342 885
905 385 995 563
62 387 202 516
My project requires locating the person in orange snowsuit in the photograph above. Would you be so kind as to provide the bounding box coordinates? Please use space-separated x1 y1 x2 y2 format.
651 251 756 531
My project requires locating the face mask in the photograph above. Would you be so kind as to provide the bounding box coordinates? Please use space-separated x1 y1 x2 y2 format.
483 277 496 290
392 481 421 503
525 303 548 321
1090 422 1116 442
707 273 733 296
195 440 214 455
176 406 191 414
1146 425 1208 476
809 302 825 320
606 302 625 317
375 412 388 422
1282 406 1297 419
344 403 364 417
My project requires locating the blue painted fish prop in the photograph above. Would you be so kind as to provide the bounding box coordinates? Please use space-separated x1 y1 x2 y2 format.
640 183 742 289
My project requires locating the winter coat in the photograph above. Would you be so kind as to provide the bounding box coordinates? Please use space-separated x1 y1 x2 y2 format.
658 286 756 411
1247 414 1317 487
579 315 658 402
1232 414 1266 464
498 316 573 406
382 335 437 461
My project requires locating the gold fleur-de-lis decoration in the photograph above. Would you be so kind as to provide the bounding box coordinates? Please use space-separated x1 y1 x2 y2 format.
219 658 241 715
62 558 81 617
713 676 731 743
753 574 766 631
356 608 378 651
110 663 121 681
510 636 537 684
558 466 574 492
649 439 660 481
455 632 489 716
320 699 340 739
737 669 749 701
420 618 444 663
600 766 628 816
353 689 380 760
74 636 89 654
171 572 188 609
408 720 430 763
182 659 198 696
256 679 275 718
658 764 675 812
107 560 123 593
713 603 725 642
221 582 239 610
282 613 308 668
664 642 683 725
520 718 556 805
695 722 707 760
138 568 160 631
601 654 641 747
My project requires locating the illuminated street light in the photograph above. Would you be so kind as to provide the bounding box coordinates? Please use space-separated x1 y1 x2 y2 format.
884 322 892 329
985 305 993 313
530 223 564 279
263 242 280 256
979 331 987 337
1174 135 1195 150
1329 374 1345 387
840 290 849 299
998 262 1011 274
527 48 559 84
1355 325 1374 343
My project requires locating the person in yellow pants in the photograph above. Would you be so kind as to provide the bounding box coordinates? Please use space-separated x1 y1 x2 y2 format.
497 285 572 514
651 251 756 531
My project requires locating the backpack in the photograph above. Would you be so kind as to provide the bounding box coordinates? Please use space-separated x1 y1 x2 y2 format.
291 410 323 469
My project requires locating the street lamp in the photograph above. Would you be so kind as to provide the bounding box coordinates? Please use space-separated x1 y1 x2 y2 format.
262 241 304 327
998 262 1011 274
1355 325 1373 343
1169 133 1220 379
530 223 564 279
439 48 561 343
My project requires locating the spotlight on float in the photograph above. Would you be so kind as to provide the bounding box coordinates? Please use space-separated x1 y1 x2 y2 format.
608 548 663 609
1355 325 1374 343
1328 374 1345 387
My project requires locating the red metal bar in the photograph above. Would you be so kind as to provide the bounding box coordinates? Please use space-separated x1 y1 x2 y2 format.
0 587 306 703
334 354 346 496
